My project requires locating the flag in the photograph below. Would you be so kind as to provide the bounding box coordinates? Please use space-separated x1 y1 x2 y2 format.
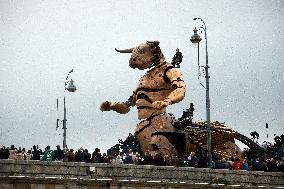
56 119 60 130
56 99 59 130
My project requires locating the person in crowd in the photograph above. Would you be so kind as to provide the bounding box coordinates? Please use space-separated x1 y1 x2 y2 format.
248 160 254 171
188 152 198 167
277 144 284 160
101 153 109 163
210 160 216 169
91 148 103 163
75 148 84 162
232 158 243 170
54 145 64 161
198 152 207 168
63 145 69 154
21 148 28 160
16 149 25 160
37 145 43 155
277 157 284 173
66 149 75 162
162 155 171 166
41 146 54 161
227 157 234 170
222 158 230 169
215 159 226 169
252 159 260 171
26 150 33 160
123 152 134 164
32 145 41 160
112 154 123 164
63 145 69 162
142 152 153 165
253 157 268 171
242 159 249 171
107 155 114 164
172 155 181 167
153 153 164 166
180 155 189 167
135 153 143 165
267 158 277 172
107 156 114 164
9 145 18 160
0 146 10 159
83 149 91 163
128 149 137 164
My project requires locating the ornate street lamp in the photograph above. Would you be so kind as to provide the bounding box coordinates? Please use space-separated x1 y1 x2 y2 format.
190 27 202 44
62 69 77 148
190 17 212 167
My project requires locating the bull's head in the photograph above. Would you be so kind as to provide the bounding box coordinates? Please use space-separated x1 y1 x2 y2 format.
115 41 164 70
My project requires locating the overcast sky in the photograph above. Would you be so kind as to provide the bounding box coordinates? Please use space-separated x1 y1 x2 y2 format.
0 0 283 153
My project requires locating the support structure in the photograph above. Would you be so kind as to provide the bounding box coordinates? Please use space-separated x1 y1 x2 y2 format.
191 18 212 167
63 96 67 148
61 69 77 148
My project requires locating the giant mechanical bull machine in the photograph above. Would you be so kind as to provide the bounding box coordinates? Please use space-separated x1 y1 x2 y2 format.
100 41 262 162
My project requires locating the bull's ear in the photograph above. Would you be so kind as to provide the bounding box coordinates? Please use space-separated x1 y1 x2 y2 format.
146 41 160 47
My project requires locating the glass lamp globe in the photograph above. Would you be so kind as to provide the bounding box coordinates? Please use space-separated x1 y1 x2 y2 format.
67 79 77 92
190 27 202 48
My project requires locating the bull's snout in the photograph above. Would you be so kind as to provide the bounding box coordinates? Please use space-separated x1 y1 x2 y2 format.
129 57 137 69
131 57 137 63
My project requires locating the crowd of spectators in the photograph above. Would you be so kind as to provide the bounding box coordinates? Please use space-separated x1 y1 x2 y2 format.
0 144 283 173
210 156 284 172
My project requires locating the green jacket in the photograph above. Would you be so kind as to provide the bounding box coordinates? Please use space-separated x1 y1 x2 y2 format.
41 149 54 161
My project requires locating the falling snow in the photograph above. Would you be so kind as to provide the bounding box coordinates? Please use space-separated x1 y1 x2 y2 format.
0 1 283 153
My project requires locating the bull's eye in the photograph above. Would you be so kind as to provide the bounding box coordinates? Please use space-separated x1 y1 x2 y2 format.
137 48 144 54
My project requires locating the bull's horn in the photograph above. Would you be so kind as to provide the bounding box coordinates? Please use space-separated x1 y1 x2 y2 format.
115 48 134 53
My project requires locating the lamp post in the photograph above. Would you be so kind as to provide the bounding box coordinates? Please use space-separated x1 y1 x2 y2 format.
190 18 212 167
62 69 77 148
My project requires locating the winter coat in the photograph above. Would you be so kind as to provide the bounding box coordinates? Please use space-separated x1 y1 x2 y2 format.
232 161 243 170
41 150 54 161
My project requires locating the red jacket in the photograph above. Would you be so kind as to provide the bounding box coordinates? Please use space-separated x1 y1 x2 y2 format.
232 161 243 170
